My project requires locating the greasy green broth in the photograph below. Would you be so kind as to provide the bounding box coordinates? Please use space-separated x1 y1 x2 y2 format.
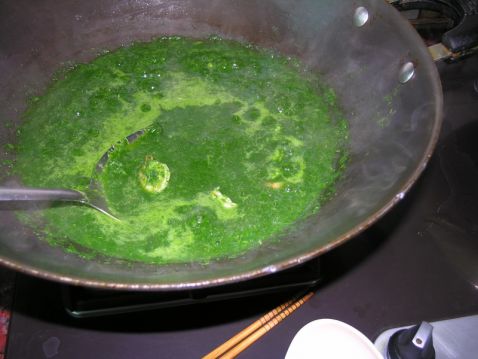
13 36 348 264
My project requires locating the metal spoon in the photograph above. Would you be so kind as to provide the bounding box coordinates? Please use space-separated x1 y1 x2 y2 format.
0 185 119 221
0 129 147 221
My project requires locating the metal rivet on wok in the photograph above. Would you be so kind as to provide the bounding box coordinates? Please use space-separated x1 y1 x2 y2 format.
399 62 415 83
354 6 369 27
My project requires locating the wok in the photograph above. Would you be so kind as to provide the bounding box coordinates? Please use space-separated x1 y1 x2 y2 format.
0 0 453 290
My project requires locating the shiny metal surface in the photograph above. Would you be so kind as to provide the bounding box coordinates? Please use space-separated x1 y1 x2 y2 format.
399 61 416 83
0 187 119 221
0 0 443 289
354 6 370 27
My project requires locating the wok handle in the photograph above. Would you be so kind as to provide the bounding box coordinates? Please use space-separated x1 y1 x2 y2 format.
391 0 478 55
0 187 85 202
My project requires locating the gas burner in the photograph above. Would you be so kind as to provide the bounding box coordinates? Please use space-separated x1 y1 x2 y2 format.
62 259 321 318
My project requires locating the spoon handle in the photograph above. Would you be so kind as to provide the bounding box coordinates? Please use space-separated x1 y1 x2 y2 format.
0 187 85 202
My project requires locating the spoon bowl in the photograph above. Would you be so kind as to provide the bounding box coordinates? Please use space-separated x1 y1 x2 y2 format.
0 186 120 221
0 129 147 220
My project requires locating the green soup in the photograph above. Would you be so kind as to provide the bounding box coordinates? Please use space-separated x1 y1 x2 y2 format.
13 36 348 264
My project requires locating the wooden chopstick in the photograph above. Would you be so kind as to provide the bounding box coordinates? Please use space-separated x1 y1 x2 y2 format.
202 291 314 359
202 297 296 359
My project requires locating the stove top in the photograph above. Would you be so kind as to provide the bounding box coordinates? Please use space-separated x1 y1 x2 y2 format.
61 259 321 319
2 25 478 359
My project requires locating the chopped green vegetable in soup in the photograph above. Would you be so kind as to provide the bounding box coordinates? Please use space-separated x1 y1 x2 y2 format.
13 36 349 264
138 156 170 193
